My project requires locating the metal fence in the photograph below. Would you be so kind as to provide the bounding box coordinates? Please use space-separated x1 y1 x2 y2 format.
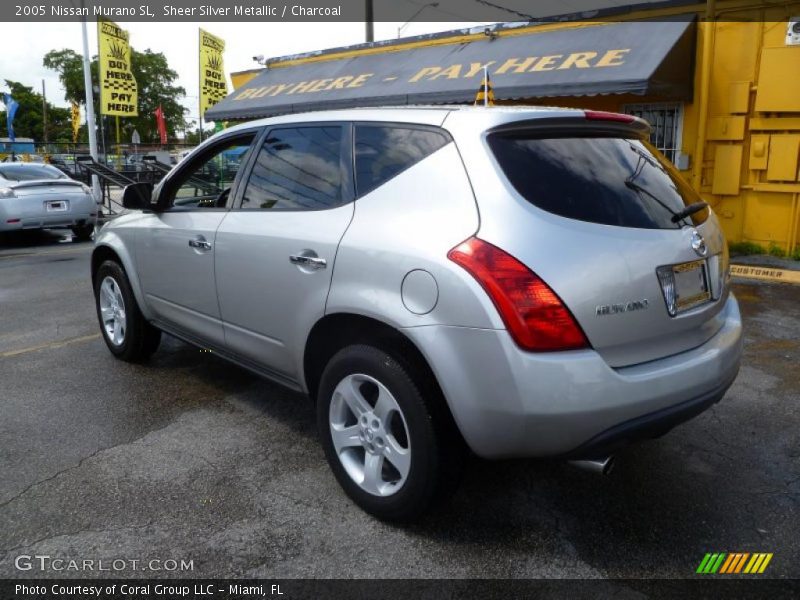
1 142 195 166
0 143 197 215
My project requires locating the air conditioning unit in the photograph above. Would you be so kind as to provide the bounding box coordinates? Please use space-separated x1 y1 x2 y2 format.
787 18 800 45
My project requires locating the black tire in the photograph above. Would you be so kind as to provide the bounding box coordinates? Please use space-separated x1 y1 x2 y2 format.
71 223 94 241
94 259 161 362
317 344 463 521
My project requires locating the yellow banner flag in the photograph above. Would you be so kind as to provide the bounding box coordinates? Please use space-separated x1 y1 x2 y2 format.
98 19 138 117
199 28 228 117
474 69 495 107
70 102 81 143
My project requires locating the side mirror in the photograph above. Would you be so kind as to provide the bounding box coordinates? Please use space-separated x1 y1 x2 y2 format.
121 182 154 210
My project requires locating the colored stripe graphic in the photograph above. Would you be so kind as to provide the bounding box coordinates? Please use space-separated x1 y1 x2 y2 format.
720 553 750 573
759 554 773 573
700 552 773 574
697 553 727 574
734 553 750 573
744 553 774 574
696 553 713 573
720 553 736 573
710 553 726 573
745 554 760 573
719 554 735 574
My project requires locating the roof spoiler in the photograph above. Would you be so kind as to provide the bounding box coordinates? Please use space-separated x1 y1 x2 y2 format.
485 111 652 138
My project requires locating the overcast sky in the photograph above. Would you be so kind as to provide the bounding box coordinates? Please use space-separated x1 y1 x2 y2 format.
1 20 479 124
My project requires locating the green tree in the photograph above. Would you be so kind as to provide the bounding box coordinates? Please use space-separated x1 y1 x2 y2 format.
43 47 187 143
1 80 73 143
181 121 215 146
41 49 90 105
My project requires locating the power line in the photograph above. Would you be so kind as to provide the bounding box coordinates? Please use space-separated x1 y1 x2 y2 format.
399 0 479 23
471 0 535 21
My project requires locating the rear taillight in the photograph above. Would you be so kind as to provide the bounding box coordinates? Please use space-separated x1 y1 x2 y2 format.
448 237 588 352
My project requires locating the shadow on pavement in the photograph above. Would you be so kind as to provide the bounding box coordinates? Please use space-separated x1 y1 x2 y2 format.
0 228 88 249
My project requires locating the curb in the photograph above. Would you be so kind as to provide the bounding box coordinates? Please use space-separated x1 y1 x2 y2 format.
730 264 800 285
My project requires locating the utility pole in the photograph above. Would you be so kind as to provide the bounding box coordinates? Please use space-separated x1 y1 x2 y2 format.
81 2 100 204
198 29 204 143
365 0 374 42
41 80 48 147
98 95 107 162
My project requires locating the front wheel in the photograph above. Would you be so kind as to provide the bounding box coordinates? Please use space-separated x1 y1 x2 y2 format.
94 260 161 362
317 344 462 521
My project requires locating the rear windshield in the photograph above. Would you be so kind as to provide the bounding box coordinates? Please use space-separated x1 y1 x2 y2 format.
487 134 708 229
0 165 66 182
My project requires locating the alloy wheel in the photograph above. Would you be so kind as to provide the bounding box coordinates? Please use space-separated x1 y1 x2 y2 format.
329 373 412 497
99 276 127 346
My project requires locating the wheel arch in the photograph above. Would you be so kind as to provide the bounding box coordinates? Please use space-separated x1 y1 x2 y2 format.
303 313 453 424
91 240 152 321
91 244 122 285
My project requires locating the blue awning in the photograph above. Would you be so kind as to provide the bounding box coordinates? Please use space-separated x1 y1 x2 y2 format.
207 18 695 121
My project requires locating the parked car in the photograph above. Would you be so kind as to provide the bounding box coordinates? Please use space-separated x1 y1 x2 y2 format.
123 153 146 171
0 163 96 240
92 106 742 520
172 148 195 163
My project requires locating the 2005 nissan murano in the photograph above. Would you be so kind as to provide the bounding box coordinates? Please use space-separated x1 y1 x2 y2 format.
92 106 742 520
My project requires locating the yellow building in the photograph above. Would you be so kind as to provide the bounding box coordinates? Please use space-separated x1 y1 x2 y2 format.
214 1 800 255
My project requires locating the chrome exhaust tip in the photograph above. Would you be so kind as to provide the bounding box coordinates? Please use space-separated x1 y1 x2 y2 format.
568 456 615 476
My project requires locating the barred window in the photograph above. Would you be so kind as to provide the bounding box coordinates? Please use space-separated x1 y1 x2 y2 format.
623 103 684 165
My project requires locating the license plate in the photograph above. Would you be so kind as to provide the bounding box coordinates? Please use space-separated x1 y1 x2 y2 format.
46 200 68 212
672 259 711 311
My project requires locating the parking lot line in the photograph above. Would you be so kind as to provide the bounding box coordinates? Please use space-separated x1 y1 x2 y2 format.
0 333 100 358
0 247 88 261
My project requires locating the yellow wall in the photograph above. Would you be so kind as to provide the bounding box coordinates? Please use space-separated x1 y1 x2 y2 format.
698 16 800 254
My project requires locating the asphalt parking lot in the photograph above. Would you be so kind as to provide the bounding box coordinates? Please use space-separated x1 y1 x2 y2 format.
1 230 798 580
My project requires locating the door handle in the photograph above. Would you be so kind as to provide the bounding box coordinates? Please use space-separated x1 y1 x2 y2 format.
189 238 212 250
289 254 327 269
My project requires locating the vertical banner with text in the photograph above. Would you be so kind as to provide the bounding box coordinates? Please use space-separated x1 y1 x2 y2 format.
199 28 228 119
70 101 81 143
98 19 138 116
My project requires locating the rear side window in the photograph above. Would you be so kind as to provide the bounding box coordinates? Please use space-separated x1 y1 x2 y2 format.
487 134 708 229
241 126 343 210
355 125 450 196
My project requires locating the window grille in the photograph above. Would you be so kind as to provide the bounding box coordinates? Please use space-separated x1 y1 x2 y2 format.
622 103 684 165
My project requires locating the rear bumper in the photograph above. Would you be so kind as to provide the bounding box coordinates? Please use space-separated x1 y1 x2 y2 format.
403 293 743 459
0 213 94 231
0 194 96 232
562 368 736 459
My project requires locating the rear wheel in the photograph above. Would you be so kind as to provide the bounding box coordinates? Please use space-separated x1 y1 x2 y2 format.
71 223 94 241
317 344 462 521
94 260 161 362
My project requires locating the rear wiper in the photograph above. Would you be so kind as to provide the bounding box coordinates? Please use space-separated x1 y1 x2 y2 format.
624 179 679 219
624 179 708 224
670 201 709 224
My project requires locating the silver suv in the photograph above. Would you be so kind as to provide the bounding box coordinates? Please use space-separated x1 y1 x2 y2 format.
92 106 742 520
